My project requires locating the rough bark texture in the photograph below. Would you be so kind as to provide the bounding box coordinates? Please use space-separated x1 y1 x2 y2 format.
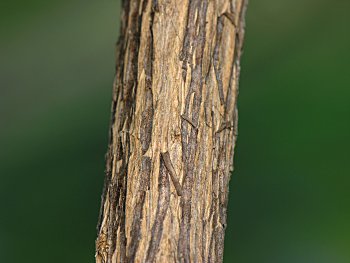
96 0 247 262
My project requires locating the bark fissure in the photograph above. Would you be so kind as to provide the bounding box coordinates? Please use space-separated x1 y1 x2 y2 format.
145 155 170 263
179 1 208 262
96 0 247 262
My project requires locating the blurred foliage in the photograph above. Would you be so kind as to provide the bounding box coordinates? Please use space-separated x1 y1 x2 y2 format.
1 0 350 262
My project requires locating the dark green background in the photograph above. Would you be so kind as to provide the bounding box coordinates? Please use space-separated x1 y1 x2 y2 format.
1 0 349 262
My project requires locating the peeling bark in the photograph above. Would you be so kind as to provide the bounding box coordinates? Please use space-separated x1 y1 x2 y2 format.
96 0 247 262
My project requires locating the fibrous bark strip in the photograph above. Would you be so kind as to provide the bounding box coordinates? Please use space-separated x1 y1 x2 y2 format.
96 0 247 262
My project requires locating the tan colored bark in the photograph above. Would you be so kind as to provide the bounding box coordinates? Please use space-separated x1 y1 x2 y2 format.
96 0 247 262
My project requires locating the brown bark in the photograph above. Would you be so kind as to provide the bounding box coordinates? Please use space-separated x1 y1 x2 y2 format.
95 0 247 262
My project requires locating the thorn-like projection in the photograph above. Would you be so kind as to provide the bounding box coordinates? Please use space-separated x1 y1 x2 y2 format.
222 12 236 26
160 151 183 196
181 114 198 130
216 122 234 134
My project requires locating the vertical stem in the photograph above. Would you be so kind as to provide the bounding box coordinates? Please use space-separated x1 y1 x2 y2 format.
96 0 247 262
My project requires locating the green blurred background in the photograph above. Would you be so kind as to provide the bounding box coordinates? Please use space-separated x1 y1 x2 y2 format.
1 0 349 262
